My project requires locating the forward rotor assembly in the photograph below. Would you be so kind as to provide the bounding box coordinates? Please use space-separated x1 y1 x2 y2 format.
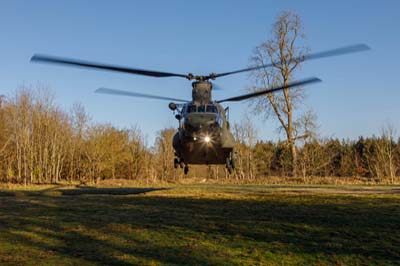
31 44 370 102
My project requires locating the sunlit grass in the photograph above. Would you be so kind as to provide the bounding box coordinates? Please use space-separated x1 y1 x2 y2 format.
0 185 399 265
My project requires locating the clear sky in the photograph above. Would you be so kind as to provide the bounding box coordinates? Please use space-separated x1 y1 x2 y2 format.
1 1 399 144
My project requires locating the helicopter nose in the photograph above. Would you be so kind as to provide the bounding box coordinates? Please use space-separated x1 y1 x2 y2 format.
184 113 217 131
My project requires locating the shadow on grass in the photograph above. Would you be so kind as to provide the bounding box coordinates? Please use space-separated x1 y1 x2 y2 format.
0 187 167 197
0 191 15 197
58 187 168 196
0 188 399 265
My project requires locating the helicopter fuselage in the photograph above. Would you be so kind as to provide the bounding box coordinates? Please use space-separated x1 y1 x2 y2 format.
172 101 235 165
170 81 236 168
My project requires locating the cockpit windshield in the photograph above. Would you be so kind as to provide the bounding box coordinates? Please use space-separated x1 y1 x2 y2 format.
206 105 218 113
186 105 218 113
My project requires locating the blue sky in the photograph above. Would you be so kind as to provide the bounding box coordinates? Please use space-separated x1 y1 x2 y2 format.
0 1 399 144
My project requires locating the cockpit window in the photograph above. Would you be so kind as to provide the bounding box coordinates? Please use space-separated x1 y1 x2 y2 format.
186 105 218 113
187 105 196 113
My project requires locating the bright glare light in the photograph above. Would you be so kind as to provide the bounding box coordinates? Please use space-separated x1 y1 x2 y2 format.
204 136 211 143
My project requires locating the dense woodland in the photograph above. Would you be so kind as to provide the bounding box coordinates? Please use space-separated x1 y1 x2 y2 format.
0 88 399 185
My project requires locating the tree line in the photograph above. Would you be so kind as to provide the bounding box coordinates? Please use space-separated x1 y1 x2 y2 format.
0 88 399 185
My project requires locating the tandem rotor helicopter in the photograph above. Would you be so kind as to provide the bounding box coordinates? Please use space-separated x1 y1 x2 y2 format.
31 44 369 174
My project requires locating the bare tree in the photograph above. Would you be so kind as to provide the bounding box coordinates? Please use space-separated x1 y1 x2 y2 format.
67 103 89 182
374 125 397 183
154 128 177 182
233 116 258 180
84 125 110 183
250 11 314 175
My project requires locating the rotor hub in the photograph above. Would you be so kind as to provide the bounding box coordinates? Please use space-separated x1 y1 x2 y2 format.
186 73 217 81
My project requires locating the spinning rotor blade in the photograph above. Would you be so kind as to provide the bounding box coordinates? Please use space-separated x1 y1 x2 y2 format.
31 54 188 78
95 88 189 102
217 77 321 103
210 44 370 79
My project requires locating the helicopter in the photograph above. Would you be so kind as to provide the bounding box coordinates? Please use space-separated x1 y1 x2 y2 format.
31 44 369 174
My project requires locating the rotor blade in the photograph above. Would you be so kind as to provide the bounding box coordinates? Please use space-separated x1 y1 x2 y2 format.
211 44 370 79
217 77 321 103
95 88 189 102
31 54 189 78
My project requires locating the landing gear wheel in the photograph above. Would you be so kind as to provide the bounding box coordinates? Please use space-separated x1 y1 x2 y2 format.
174 157 185 169
226 158 233 174
230 158 236 170
226 152 236 174
184 165 189 175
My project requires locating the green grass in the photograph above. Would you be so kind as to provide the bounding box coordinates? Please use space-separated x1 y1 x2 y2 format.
0 184 399 265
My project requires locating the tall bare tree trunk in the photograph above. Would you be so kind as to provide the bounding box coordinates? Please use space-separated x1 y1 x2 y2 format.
250 11 314 176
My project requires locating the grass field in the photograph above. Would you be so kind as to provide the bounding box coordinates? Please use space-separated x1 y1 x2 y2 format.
0 184 399 266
